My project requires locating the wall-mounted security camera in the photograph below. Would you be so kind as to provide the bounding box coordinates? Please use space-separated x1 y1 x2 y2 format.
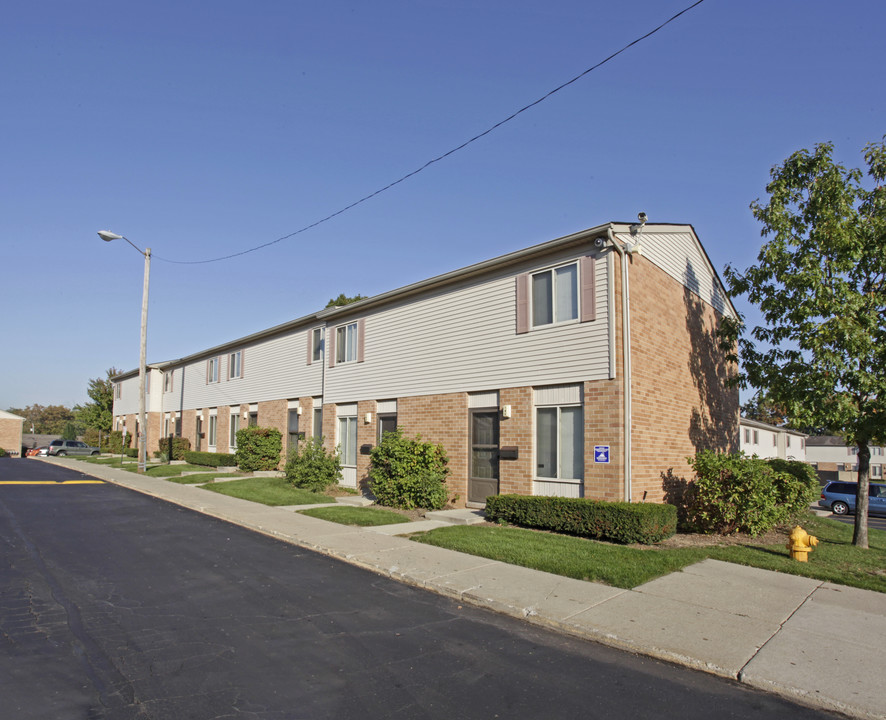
594 236 606 248
638 212 647 224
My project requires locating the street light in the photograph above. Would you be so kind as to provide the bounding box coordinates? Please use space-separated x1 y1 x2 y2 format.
98 230 151 474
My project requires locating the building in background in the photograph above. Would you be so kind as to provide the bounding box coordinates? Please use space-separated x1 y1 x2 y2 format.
738 417 807 462
112 222 739 507
806 436 884 484
0 410 25 457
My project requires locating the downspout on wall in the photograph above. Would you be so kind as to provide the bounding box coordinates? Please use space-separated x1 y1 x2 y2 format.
605 225 633 502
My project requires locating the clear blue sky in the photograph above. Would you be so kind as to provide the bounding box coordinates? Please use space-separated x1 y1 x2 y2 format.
1 0 883 410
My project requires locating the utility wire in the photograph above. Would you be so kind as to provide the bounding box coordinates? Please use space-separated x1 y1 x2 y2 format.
155 0 707 265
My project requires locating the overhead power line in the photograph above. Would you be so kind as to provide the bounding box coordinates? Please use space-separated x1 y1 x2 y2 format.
155 0 707 265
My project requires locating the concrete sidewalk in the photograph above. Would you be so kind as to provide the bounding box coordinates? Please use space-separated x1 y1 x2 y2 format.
47 458 886 720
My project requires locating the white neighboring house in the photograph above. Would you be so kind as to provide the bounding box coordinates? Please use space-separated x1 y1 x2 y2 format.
805 436 885 482
739 417 807 461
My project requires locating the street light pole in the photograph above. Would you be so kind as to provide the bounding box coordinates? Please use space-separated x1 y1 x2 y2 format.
99 230 151 474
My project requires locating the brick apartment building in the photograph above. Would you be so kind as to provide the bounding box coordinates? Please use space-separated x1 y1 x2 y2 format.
112 222 739 507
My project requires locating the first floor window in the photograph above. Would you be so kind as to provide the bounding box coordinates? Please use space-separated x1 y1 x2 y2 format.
536 405 583 481
230 413 240 448
209 415 217 447
288 409 303 449
248 412 258 427
313 407 323 440
336 323 358 364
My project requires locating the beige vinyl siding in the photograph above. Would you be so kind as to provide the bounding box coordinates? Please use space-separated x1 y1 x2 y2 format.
534 480 583 498
325 248 610 404
614 228 733 318
112 375 141 416
164 328 323 412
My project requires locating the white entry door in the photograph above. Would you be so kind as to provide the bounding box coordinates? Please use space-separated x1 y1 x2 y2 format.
338 416 358 488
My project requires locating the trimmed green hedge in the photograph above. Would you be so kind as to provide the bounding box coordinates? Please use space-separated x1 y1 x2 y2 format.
484 494 677 545
153 436 191 461
184 450 238 467
124 447 139 458
235 426 282 471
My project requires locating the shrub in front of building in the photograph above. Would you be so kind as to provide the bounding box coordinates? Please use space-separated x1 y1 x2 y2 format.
107 430 130 454
766 457 820 520
368 429 449 510
184 450 238 467
484 495 678 545
153 436 191 461
682 450 816 536
235 427 282 471
284 437 341 492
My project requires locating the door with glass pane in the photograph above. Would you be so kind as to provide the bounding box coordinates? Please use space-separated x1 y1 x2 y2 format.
338 416 358 488
469 410 499 504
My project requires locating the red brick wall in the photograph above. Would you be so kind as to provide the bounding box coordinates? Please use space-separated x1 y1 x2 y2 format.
399 393 469 505
627 254 739 501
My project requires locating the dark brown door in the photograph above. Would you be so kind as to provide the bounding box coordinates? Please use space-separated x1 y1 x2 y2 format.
469 410 499 504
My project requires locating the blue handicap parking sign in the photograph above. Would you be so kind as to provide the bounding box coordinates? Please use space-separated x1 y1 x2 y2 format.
594 446 610 463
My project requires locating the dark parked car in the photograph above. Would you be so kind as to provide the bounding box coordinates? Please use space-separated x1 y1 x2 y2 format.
819 481 886 517
47 440 100 457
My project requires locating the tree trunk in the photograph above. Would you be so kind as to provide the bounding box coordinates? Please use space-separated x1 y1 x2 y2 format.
853 442 870 548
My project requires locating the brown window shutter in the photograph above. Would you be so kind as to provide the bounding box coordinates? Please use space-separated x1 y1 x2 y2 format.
206 359 210 384
306 331 313 365
580 256 596 322
240 350 245 379
328 328 336 368
515 273 529 334
357 319 366 363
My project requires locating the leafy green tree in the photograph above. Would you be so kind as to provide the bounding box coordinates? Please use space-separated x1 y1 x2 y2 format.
325 293 367 308
7 404 75 434
73 367 121 435
722 137 886 548
740 393 789 427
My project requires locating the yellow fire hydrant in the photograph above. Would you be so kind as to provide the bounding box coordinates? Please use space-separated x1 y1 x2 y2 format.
786 525 818 562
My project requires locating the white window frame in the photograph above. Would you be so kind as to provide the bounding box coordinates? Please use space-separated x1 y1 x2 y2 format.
338 415 358 466
312 328 323 362
535 402 584 483
207 357 219 383
531 261 579 328
229 351 242 380
230 411 240 448
208 414 218 448
163 371 173 393
336 322 358 364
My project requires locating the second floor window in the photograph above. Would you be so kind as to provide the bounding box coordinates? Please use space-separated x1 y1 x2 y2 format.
336 323 358 364
207 357 219 383
164 371 173 393
229 351 242 379
532 263 578 327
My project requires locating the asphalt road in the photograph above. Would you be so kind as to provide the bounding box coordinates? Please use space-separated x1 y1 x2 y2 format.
0 460 840 720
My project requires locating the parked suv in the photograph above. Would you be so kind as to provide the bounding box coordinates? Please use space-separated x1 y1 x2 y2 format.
819 481 886 517
47 440 100 457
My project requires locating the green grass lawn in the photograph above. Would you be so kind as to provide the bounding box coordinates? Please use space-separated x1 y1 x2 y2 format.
142 464 215 477
413 514 886 592
200 476 331 506
165 472 248 484
298 506 411 526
